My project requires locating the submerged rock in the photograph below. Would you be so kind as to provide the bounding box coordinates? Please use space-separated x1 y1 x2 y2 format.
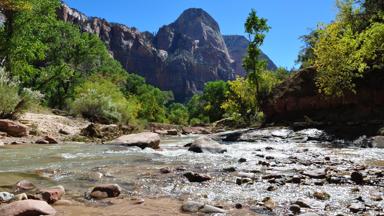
0 200 57 216
188 136 227 153
109 132 160 149
351 171 364 185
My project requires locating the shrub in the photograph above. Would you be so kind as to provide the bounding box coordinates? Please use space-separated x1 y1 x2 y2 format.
168 103 189 125
70 78 140 124
0 68 42 119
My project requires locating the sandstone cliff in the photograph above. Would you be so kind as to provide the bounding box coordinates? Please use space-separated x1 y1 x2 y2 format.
58 5 276 101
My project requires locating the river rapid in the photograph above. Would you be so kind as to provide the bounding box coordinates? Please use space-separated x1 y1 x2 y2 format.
0 127 383 215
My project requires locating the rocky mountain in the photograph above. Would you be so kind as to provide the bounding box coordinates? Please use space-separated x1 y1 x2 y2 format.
59 5 276 101
223 35 277 76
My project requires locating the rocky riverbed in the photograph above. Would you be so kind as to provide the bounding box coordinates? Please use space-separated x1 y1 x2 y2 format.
0 123 384 215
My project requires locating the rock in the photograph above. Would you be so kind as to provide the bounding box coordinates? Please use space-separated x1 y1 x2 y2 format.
0 200 57 216
181 201 204 212
36 136 58 144
40 185 65 204
291 175 302 184
235 203 243 209
313 191 330 200
223 167 236 172
133 198 145 205
348 202 365 213
15 180 35 191
109 132 160 149
166 129 178 136
160 167 172 174
299 213 320 216
0 192 14 202
184 172 211 182
182 127 210 135
58 129 70 135
90 184 121 199
371 136 384 148
351 171 364 185
294 198 312 208
236 178 252 185
370 192 383 201
200 205 226 213
81 123 102 138
238 158 247 163
0 119 29 137
13 193 28 201
188 136 227 153
302 169 327 179
53 199 73 206
289 204 301 214
263 197 276 210
267 185 277 191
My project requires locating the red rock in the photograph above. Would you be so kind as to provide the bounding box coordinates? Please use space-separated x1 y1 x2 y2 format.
16 180 35 191
0 119 29 137
0 200 56 216
40 186 65 204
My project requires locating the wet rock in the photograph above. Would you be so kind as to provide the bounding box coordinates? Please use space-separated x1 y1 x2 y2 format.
0 200 57 216
313 191 330 200
59 129 70 135
238 158 247 163
370 192 383 201
265 156 275 160
15 180 35 191
0 119 29 137
188 136 227 154
348 202 366 213
267 185 277 191
371 136 384 148
182 127 210 135
236 178 252 185
263 197 276 210
294 198 312 208
160 167 172 174
181 201 204 212
36 136 58 144
291 175 302 184
0 192 14 202
223 167 236 172
40 185 65 204
200 204 226 213
166 129 178 136
90 184 121 199
351 171 364 185
235 203 243 209
289 204 301 214
109 132 161 149
265 147 274 150
184 172 211 182
302 169 327 179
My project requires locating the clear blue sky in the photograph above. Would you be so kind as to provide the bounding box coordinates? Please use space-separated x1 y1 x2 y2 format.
64 0 338 69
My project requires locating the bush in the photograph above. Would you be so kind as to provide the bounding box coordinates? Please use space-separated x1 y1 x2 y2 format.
0 68 42 119
70 78 140 124
168 103 189 125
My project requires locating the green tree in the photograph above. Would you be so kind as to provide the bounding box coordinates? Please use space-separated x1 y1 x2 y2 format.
168 103 189 125
201 81 229 122
243 9 271 98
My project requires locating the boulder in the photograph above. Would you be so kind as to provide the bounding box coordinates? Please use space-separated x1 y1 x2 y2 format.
184 172 212 182
0 192 14 202
0 200 57 216
0 119 29 137
40 185 65 204
36 136 58 145
109 132 160 149
371 136 384 148
188 136 227 154
90 184 121 199
351 171 364 185
181 201 204 213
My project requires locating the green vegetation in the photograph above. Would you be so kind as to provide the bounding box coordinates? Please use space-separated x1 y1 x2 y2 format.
299 0 384 96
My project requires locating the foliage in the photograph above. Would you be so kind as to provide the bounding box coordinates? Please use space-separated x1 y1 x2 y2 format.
70 77 140 124
0 67 42 119
167 103 189 125
243 9 271 97
297 29 320 68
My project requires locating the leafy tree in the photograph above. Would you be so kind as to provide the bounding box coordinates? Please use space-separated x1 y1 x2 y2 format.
243 9 271 98
201 81 229 122
168 103 189 125
297 29 320 68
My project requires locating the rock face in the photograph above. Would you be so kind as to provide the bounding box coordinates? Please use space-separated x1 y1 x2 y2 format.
223 35 277 76
262 67 384 138
58 5 276 101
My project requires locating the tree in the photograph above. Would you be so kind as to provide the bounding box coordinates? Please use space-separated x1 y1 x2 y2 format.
168 103 189 125
201 81 229 122
243 9 271 99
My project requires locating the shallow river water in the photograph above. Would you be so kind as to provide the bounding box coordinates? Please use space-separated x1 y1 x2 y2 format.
0 128 383 215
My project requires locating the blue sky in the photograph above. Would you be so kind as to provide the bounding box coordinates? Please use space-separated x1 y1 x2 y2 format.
64 0 338 69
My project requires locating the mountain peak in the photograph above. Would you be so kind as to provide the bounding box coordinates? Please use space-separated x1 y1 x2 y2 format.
174 8 220 32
